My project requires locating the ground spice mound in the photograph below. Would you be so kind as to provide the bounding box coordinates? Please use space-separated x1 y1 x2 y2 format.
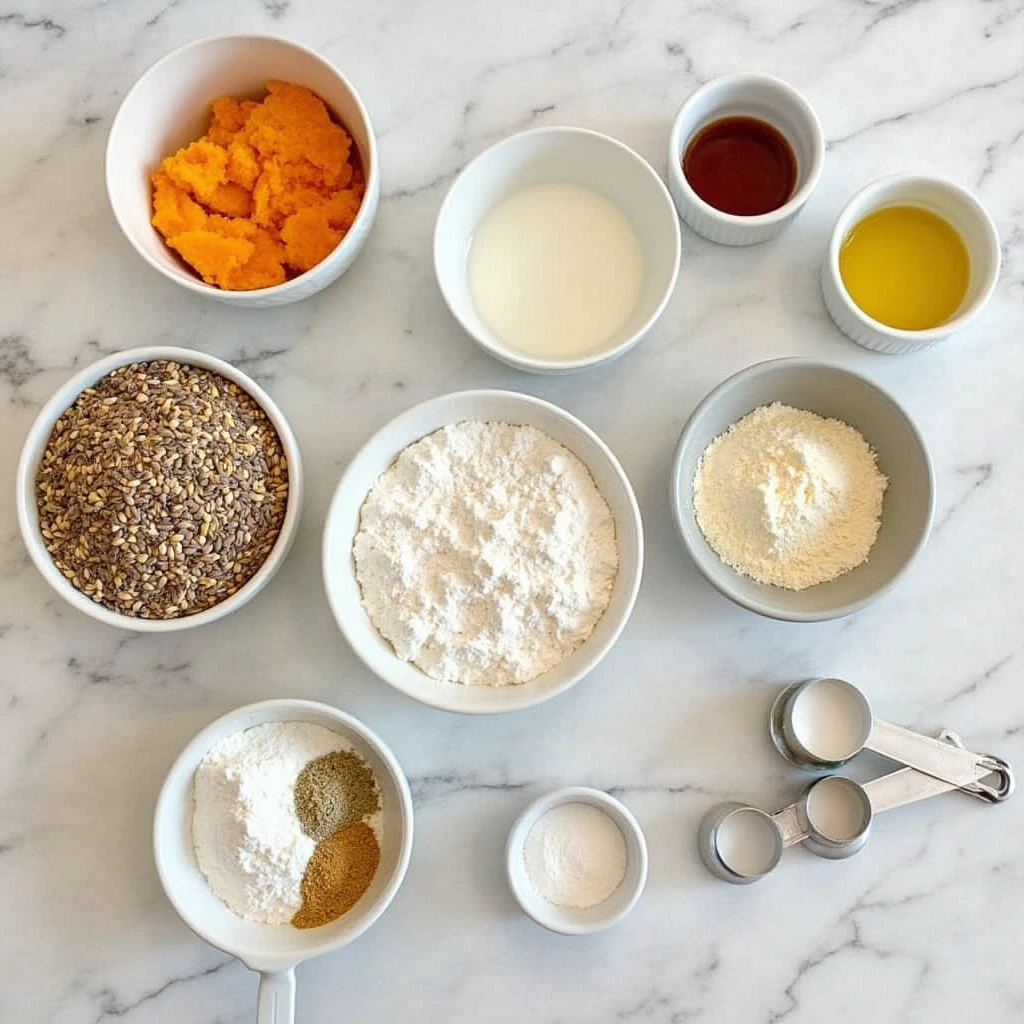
151 80 363 290
294 750 381 843
35 360 289 619
291 822 381 929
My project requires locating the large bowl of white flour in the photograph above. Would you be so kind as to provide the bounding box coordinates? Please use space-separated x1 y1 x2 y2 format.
323 390 643 713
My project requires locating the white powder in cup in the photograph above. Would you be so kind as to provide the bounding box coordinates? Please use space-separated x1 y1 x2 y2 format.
523 801 628 910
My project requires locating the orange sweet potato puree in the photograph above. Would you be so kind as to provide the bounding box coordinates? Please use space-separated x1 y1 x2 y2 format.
150 81 363 290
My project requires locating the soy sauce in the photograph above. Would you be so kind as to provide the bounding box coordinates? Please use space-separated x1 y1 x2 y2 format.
682 116 797 217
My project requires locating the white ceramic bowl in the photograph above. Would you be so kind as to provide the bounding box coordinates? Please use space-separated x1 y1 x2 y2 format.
434 127 681 373
505 787 647 935
670 358 934 622
322 389 644 713
154 699 413 1024
822 174 1001 354
667 73 824 246
106 34 379 307
16 346 303 632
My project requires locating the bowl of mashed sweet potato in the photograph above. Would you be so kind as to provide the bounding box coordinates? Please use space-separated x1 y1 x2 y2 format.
106 35 379 306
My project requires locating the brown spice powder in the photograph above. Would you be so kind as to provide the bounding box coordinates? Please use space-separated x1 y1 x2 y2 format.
294 749 380 842
291 822 381 929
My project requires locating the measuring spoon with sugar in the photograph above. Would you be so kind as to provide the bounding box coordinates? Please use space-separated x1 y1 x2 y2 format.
769 678 1008 799
698 729 1013 884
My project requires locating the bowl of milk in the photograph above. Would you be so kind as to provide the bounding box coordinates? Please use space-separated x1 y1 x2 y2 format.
434 126 681 373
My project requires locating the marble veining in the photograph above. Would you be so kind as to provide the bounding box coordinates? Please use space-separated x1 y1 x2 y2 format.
1 0 1023 1021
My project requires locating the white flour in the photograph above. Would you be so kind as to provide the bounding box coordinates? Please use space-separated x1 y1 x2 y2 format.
524 802 627 909
192 722 347 924
353 421 619 686
692 403 888 590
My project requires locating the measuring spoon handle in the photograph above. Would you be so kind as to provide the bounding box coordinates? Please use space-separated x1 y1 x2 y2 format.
771 802 809 847
866 719 992 787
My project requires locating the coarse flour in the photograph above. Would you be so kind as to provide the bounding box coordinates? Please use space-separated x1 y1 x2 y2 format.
353 421 619 686
692 403 888 590
192 722 347 924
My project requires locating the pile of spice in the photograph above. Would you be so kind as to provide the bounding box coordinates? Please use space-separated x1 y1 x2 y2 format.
192 721 381 929
35 360 288 619
353 421 619 686
151 80 364 290
692 403 888 590
524 802 627 910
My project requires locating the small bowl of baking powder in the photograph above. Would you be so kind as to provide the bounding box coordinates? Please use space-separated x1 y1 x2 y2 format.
670 358 934 621
505 787 648 935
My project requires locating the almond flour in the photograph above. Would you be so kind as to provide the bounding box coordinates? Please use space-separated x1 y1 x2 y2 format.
692 403 887 590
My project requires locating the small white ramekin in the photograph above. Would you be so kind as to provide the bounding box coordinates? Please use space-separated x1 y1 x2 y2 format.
822 174 1001 354
106 35 379 307
505 787 647 935
17 346 303 632
667 73 824 246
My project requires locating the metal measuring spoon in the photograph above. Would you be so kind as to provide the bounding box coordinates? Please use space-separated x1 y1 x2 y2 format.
769 678 1010 799
698 729 1014 884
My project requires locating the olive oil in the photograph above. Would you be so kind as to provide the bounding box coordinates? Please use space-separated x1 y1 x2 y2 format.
839 205 970 331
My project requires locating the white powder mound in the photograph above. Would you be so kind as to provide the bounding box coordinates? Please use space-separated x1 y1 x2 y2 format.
524 802 628 910
191 722 347 924
352 421 619 686
692 403 888 590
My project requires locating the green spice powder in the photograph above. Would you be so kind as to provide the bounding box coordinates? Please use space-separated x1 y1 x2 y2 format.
294 749 381 842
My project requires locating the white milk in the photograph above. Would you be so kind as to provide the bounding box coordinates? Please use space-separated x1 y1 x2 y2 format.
806 777 867 842
716 808 779 876
789 679 869 762
468 182 644 359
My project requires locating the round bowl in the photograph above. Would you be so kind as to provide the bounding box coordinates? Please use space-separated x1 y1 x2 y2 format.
322 389 643 713
668 72 824 246
822 174 1000 354
433 126 680 373
670 358 934 622
505 787 647 935
16 346 304 632
106 34 379 307
154 699 413 1022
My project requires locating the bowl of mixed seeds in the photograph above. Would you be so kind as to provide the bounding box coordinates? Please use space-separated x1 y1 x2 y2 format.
17 347 303 630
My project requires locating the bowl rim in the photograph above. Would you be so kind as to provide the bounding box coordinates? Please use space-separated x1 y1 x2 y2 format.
321 387 644 713
152 698 414 971
432 125 682 373
504 786 648 935
669 356 935 622
16 345 304 632
105 32 379 301
824 172 1001 343
667 71 825 229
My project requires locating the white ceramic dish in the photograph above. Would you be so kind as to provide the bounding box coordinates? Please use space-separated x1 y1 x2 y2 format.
154 699 413 1024
434 127 680 373
505 786 647 935
670 358 934 622
822 173 1000 353
322 389 643 713
106 34 379 307
667 73 824 246
16 346 303 632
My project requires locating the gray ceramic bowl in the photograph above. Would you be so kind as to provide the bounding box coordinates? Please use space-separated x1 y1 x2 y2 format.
670 359 934 621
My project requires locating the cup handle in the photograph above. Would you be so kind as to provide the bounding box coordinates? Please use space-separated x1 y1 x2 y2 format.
257 969 296 1024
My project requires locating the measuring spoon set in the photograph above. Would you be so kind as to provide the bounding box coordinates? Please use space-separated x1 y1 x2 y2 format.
699 678 1014 884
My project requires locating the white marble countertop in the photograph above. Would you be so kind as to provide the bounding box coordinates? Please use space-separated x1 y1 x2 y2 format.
3 1 1023 1021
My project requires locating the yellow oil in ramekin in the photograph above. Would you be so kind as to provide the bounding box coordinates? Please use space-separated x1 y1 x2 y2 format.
839 205 970 331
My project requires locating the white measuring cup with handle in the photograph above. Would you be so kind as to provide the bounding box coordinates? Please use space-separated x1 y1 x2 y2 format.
154 700 414 1024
